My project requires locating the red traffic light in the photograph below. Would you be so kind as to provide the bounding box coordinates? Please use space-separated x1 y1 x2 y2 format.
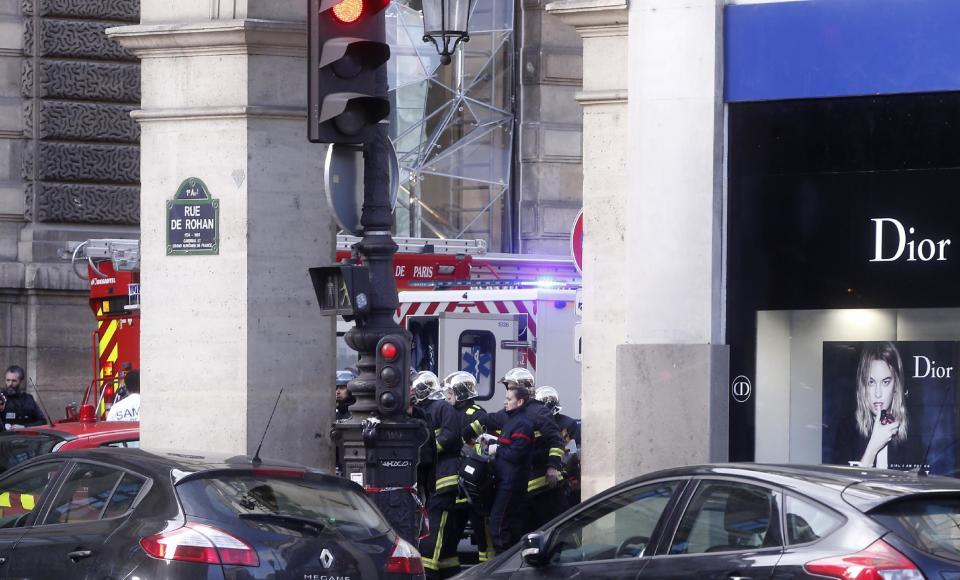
380 341 399 361
332 0 363 23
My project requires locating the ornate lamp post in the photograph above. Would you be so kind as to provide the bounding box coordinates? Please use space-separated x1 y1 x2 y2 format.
421 0 474 65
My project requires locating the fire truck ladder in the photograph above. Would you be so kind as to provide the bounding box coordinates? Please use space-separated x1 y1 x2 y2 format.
337 234 488 256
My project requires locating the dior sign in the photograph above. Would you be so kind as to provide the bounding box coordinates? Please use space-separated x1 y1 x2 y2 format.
870 218 951 262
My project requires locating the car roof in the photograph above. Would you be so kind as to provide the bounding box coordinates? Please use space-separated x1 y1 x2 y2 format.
41 447 344 486
11 421 139 440
623 463 960 511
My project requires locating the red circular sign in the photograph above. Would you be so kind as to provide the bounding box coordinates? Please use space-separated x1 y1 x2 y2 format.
570 209 583 273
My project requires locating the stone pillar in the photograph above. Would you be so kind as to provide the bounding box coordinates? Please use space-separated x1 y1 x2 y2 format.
545 0 628 496
108 5 336 467
616 0 727 480
548 0 727 497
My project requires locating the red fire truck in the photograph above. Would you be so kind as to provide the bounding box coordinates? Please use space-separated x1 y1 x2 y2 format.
63 239 140 421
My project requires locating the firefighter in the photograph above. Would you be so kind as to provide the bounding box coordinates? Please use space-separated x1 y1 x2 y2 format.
536 386 581 505
489 384 535 553
412 371 464 579
465 367 566 533
442 371 494 563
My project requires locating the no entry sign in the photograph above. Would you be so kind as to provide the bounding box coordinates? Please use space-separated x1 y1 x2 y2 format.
571 209 583 273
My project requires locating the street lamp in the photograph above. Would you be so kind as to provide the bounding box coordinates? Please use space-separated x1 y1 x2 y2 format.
421 0 473 65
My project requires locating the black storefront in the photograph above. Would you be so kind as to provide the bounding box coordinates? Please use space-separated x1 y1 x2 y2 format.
726 92 960 473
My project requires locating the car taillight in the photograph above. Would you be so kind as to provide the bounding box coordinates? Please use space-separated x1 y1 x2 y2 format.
804 539 923 579
140 522 259 567
385 536 424 574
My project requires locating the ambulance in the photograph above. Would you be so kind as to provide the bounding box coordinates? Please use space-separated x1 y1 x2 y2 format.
335 235 583 418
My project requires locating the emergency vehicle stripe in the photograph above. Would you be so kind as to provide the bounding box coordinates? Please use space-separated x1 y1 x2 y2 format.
98 319 118 355
475 301 489 313
514 301 536 336
493 301 509 314
444 302 458 313
528 351 537 369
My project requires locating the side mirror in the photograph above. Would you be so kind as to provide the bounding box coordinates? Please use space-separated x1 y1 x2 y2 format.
520 532 548 567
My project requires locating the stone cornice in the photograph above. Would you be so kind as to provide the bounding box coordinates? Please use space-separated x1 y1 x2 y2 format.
131 105 306 122
575 89 628 105
106 19 307 58
545 0 628 31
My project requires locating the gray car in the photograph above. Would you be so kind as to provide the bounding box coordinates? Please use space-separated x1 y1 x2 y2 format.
0 447 425 579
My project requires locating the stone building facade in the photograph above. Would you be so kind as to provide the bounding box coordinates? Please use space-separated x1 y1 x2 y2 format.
0 0 139 415
0 0 582 420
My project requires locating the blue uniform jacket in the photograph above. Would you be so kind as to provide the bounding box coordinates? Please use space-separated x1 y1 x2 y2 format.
493 407 535 492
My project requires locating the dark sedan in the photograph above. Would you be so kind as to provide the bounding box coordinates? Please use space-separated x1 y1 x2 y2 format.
0 447 425 579
455 463 960 579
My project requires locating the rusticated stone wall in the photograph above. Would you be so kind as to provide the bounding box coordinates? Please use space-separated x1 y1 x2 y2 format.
0 0 140 420
21 0 140 225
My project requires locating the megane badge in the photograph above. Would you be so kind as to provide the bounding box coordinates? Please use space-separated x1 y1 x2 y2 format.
319 548 335 569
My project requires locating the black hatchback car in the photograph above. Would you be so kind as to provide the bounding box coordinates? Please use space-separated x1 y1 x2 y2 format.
0 447 425 579
456 463 960 579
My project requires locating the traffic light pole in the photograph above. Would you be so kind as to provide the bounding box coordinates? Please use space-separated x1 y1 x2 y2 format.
309 0 427 546
333 123 428 546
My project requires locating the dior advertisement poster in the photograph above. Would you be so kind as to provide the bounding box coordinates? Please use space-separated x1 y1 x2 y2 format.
822 341 960 475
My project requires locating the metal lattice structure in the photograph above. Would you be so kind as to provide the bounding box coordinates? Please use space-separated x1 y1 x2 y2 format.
387 0 515 249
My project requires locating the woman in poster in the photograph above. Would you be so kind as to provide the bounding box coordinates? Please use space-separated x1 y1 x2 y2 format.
856 341 909 468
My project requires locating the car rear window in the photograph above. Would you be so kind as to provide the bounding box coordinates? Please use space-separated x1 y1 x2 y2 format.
0 434 63 472
870 496 960 562
176 473 391 541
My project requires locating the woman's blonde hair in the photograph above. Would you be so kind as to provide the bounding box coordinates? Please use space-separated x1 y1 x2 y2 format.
855 341 908 443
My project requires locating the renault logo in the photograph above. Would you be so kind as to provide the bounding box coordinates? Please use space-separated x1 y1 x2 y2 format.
319 548 335 569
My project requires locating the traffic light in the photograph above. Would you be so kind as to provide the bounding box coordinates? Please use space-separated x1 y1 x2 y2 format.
375 334 410 417
308 0 391 144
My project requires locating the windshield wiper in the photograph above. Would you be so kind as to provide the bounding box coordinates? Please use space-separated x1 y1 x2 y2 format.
238 512 328 534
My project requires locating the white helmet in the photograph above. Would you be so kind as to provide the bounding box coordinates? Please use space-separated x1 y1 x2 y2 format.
535 386 561 415
411 371 442 403
499 367 535 391
444 371 479 403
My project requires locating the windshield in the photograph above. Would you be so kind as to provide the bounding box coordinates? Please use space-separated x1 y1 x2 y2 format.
0 433 63 472
871 496 960 562
176 474 391 541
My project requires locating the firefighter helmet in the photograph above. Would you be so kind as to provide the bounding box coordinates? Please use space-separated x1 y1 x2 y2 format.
535 386 561 415
411 371 442 403
443 371 479 403
499 367 535 391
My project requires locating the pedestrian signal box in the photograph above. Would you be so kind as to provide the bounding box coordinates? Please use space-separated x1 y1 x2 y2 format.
308 0 391 144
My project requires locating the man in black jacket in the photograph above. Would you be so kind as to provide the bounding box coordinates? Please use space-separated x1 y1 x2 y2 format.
3 366 46 429
412 371 464 579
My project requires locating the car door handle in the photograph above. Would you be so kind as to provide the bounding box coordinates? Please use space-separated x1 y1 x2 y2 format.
67 550 92 561
728 576 751 580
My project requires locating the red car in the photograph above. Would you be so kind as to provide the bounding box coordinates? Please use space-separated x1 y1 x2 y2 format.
0 421 139 472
